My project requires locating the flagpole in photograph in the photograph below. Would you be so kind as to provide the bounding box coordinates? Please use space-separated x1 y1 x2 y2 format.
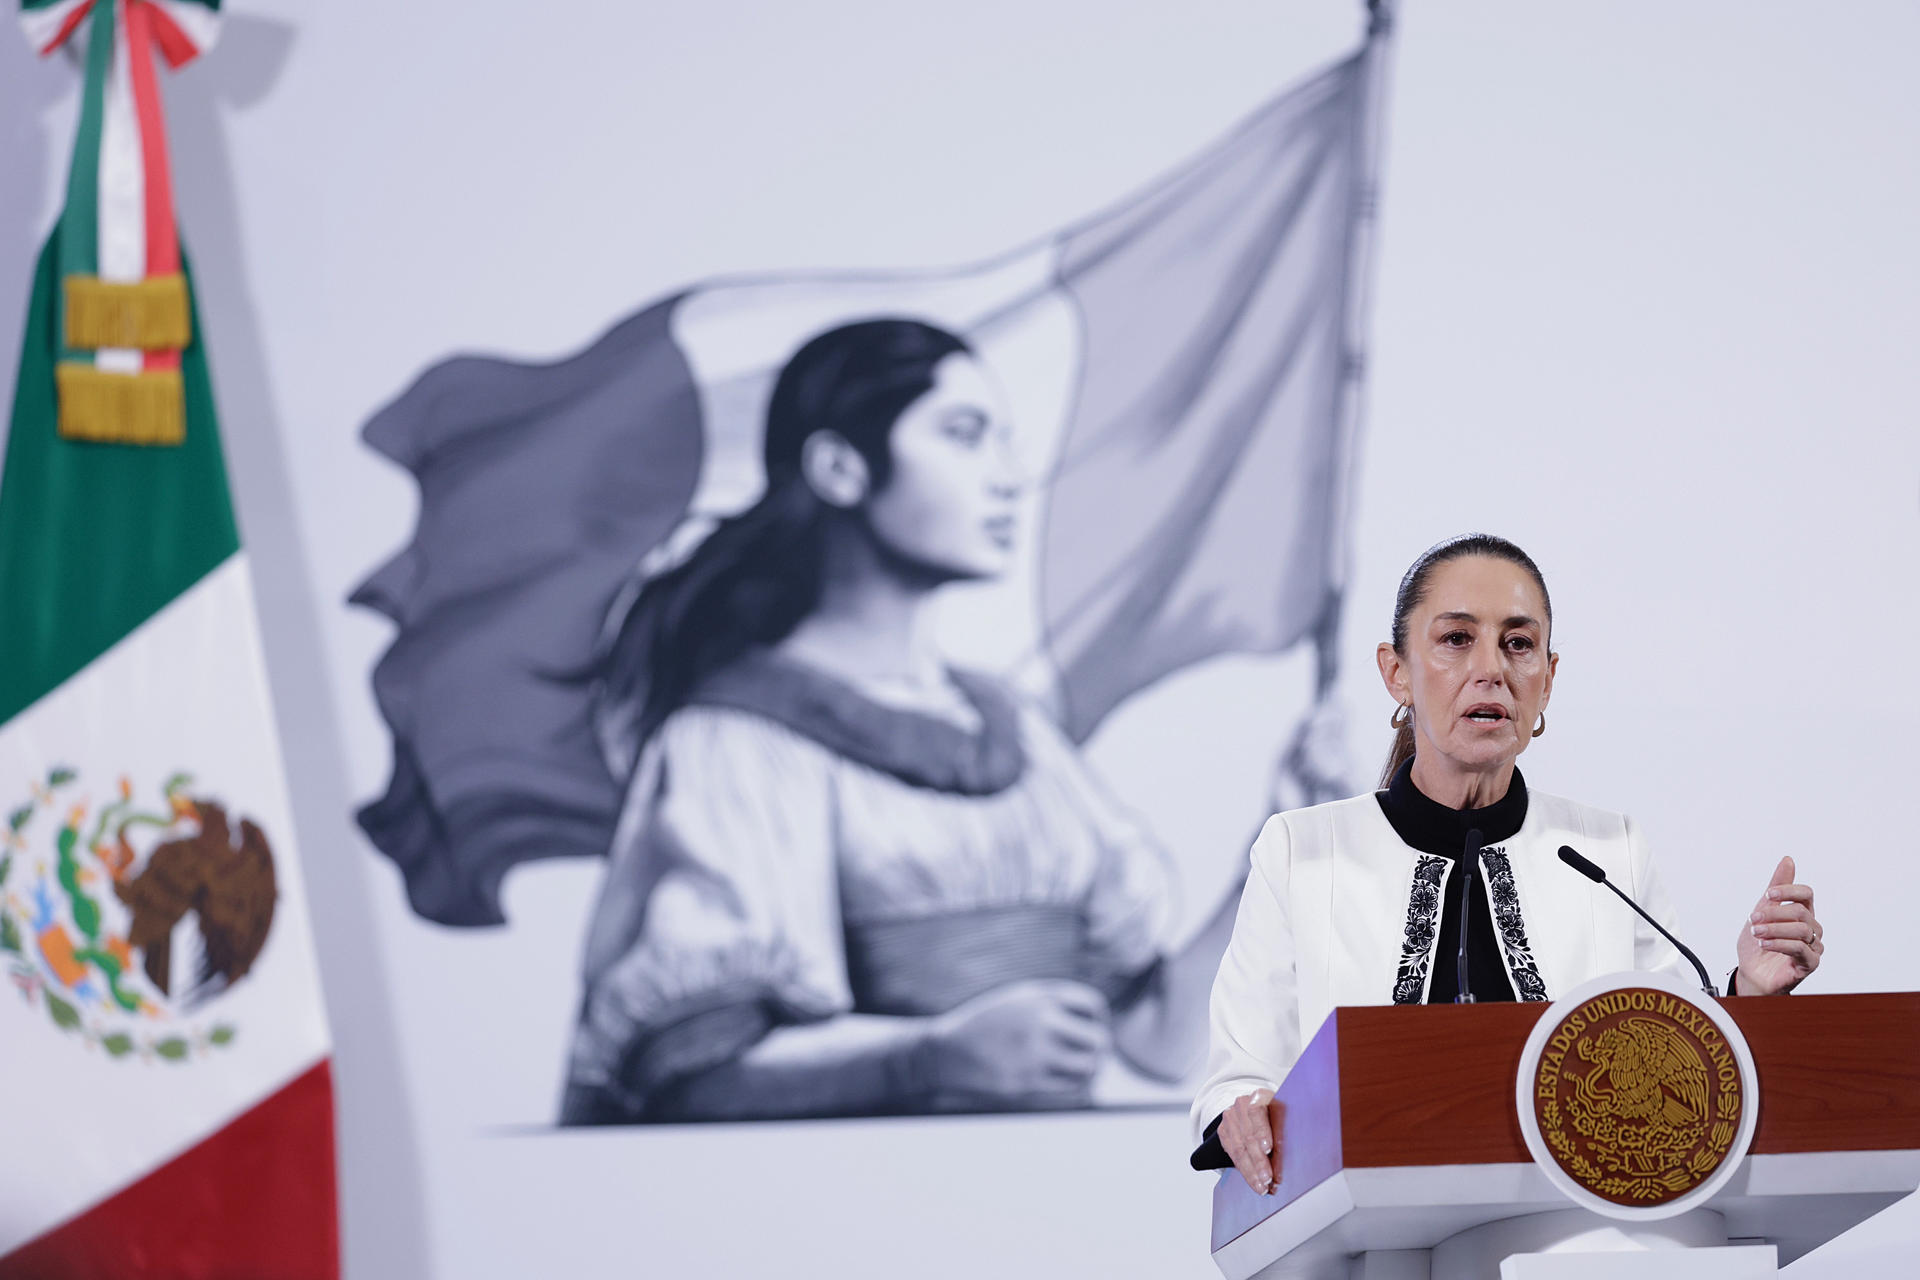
1277 0 1400 810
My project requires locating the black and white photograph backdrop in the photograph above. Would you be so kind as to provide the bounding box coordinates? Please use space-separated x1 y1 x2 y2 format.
4 1 1914 1277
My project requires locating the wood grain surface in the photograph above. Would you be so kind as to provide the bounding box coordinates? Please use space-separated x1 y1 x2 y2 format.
1333 992 1920 1167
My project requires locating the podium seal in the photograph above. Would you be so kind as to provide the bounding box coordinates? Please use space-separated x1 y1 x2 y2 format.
1516 971 1758 1219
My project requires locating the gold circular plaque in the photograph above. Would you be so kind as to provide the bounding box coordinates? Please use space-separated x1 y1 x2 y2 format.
1529 985 1745 1207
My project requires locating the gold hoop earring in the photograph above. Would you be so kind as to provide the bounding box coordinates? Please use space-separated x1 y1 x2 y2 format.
1532 712 1546 739
1389 704 1411 730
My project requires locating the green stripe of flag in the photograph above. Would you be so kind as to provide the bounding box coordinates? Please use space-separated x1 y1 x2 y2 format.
54 0 114 362
57 0 113 283
0 229 240 725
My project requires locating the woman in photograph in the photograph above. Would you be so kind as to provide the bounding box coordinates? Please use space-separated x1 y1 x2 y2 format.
560 318 1242 1124
1191 534 1826 1192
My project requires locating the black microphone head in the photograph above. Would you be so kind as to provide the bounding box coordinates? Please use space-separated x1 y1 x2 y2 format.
1558 845 1606 882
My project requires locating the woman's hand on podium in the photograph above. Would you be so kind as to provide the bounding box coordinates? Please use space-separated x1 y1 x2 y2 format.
1221 1088 1282 1194
1734 855 1824 995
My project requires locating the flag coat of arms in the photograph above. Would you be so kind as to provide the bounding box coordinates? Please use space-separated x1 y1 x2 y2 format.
354 18 1394 927
0 3 337 1276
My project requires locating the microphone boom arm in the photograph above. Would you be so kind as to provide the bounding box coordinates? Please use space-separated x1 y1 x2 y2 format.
1558 845 1719 998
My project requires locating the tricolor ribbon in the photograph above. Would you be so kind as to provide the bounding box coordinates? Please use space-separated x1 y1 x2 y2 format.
19 0 221 445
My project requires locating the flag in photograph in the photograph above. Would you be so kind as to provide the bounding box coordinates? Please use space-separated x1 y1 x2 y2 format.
354 23 1391 926
0 4 337 1277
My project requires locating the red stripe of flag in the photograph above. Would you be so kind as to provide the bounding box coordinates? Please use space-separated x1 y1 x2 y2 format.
123 0 184 374
142 1 201 71
0 1060 341 1280
38 2 97 57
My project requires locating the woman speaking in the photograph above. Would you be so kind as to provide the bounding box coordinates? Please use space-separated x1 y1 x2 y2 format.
1191 535 1825 1192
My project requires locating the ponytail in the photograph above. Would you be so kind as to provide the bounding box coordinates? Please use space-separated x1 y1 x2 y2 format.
1379 713 1415 790
588 317 970 771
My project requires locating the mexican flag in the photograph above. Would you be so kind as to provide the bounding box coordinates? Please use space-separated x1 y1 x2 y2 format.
0 3 336 1276
354 15 1393 925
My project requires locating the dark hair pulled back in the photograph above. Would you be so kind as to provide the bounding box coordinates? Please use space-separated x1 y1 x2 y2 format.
1379 533 1553 787
592 318 971 769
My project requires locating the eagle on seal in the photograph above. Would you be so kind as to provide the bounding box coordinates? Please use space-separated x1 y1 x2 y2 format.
1574 1014 1711 1132
112 799 277 1008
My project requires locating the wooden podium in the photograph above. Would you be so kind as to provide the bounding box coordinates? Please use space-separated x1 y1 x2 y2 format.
1210 993 1920 1279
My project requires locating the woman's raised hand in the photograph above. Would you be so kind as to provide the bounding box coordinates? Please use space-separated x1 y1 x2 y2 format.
1221 1088 1282 1194
927 979 1111 1103
1735 855 1823 995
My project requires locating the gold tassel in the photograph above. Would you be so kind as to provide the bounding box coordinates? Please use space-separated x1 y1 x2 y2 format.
55 364 186 446
63 274 192 351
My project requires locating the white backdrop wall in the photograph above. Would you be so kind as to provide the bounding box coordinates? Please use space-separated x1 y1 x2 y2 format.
3 3 1917 1277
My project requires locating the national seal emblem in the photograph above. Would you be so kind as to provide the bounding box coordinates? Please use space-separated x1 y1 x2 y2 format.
1516 972 1758 1218
0 766 276 1063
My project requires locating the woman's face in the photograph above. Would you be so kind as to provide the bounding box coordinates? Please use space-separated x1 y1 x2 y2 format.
1379 555 1558 776
862 352 1021 581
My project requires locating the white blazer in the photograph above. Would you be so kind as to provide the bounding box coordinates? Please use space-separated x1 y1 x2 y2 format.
1190 789 1692 1141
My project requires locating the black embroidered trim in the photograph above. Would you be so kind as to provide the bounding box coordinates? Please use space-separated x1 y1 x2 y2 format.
1479 847 1548 1002
1393 855 1450 1004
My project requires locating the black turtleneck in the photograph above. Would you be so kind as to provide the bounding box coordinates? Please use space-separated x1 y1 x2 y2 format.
1189 761 1529 1171
1378 757 1526 1005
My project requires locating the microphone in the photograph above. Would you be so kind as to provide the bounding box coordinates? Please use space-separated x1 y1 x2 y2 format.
1455 829 1482 1003
1557 845 1718 997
